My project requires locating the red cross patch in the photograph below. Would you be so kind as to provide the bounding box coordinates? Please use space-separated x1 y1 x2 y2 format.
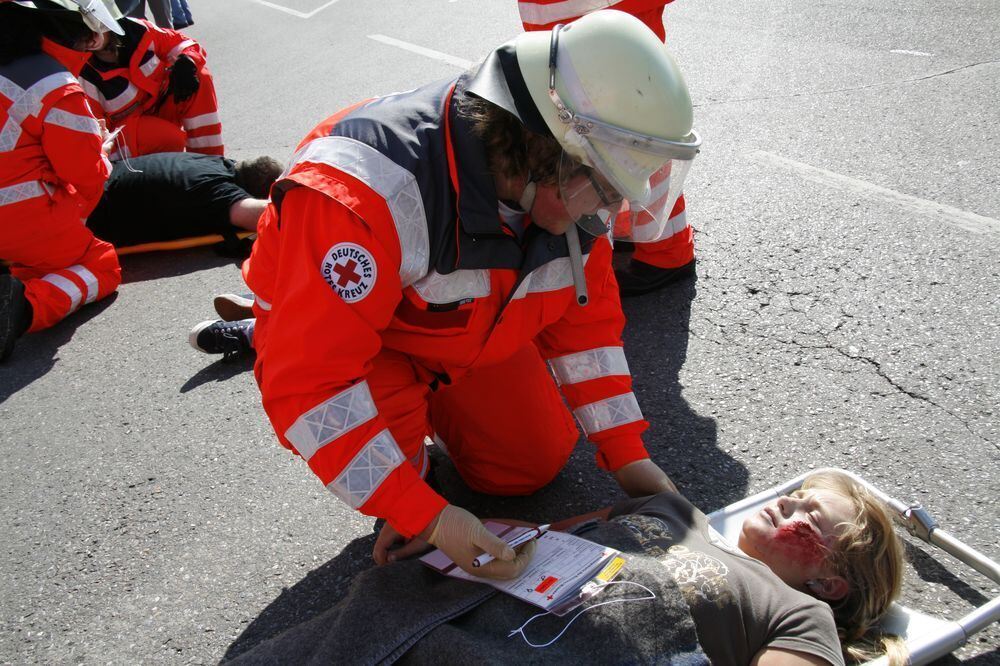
321 242 377 303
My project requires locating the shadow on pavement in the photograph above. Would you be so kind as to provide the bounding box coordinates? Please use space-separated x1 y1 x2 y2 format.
180 353 256 393
222 534 378 663
622 277 747 513
904 540 991 608
119 245 240 284
0 293 117 405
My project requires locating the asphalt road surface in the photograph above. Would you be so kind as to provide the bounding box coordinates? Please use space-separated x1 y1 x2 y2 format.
1 0 998 663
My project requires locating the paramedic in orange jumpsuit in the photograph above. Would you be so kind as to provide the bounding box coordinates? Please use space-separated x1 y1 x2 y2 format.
244 11 700 577
518 0 696 296
0 0 123 362
79 15 222 160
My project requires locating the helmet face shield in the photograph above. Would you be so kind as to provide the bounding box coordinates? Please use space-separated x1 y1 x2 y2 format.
558 151 623 237
544 22 701 242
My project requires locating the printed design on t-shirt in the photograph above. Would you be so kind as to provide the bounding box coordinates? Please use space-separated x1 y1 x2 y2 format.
321 242 377 303
614 515 734 610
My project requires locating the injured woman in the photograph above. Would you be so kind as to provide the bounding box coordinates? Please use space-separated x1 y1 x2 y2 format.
229 471 907 666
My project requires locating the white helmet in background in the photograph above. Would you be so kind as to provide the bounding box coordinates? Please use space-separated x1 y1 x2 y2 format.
9 0 125 35
515 10 700 242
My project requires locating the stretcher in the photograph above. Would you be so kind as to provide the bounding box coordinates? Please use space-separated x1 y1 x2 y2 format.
706 468 1000 665
114 231 254 256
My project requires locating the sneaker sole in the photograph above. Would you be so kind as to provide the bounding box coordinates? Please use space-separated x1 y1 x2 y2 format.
213 293 254 321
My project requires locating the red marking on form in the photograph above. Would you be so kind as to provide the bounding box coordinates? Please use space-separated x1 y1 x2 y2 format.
535 576 558 593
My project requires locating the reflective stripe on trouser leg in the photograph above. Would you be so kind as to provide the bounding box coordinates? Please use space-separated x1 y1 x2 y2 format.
326 429 405 508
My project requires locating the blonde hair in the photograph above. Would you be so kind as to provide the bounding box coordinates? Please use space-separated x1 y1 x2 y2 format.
801 471 908 665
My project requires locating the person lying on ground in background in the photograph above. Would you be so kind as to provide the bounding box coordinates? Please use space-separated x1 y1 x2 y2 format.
230 470 906 666
86 152 283 247
79 11 223 159
0 0 123 363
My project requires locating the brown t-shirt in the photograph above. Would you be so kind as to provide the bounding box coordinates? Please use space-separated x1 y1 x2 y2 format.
610 492 845 666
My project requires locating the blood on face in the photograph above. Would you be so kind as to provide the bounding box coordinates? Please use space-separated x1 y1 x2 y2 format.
773 520 827 566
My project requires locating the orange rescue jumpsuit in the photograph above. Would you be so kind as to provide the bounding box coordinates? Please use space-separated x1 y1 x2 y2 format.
79 18 222 159
0 39 120 331
244 72 653 538
518 0 694 270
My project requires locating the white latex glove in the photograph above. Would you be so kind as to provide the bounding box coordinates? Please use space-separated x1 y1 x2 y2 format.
425 504 535 580
613 458 678 497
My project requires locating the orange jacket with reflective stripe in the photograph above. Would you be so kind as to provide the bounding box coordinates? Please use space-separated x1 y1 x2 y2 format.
0 39 109 218
244 74 652 537
79 18 205 125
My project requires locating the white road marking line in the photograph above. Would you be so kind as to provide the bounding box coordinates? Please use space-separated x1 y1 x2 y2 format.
367 35 473 69
244 0 342 19
751 150 1000 237
890 49 934 56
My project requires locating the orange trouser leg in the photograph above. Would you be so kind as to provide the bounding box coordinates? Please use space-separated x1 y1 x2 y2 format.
429 344 579 496
120 114 187 158
1 198 120 332
155 66 224 156
366 349 434 477
632 193 695 269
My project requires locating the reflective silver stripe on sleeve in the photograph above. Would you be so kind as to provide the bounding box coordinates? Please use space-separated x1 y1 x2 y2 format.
412 269 490 304
0 181 46 207
254 296 271 311
79 79 106 107
167 39 197 61
42 273 83 313
326 429 405 509
518 0 616 24
182 112 221 130
43 107 101 136
0 71 77 151
574 392 643 436
286 136 430 287
67 265 99 304
550 346 629 386
186 134 223 148
139 51 160 77
284 381 378 461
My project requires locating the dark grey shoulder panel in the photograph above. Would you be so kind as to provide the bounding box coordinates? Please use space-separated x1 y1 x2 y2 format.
0 53 66 89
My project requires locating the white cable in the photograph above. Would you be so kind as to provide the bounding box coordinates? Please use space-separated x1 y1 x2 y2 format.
507 580 656 649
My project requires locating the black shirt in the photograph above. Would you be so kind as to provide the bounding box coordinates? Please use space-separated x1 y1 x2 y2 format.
87 153 251 247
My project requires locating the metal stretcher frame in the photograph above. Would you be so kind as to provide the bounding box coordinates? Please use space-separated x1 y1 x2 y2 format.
705 467 1000 665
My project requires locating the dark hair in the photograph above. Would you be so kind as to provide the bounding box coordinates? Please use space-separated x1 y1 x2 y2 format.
234 156 285 199
0 6 43 65
455 93 563 185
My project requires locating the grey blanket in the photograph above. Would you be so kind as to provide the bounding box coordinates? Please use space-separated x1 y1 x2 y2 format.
229 521 707 666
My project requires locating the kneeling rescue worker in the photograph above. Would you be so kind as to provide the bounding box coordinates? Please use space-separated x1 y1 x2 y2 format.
243 10 702 578
1 0 123 362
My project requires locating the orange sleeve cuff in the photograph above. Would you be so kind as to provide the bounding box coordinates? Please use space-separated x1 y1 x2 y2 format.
594 434 650 472
381 464 448 539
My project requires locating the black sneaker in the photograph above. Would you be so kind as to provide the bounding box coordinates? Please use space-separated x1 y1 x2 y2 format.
0 275 32 362
615 258 696 297
213 293 254 321
188 319 254 361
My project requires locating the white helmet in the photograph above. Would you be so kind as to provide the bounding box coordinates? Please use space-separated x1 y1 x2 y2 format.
10 0 125 35
515 10 700 241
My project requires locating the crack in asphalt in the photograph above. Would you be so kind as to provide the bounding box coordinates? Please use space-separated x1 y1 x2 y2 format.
694 59 1000 107
694 298 997 449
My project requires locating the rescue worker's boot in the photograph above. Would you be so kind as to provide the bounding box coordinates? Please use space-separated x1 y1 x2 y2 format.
188 318 254 361
213 293 254 321
615 258 696 297
0 275 33 362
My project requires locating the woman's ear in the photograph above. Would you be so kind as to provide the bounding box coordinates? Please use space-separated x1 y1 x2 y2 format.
807 576 849 601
